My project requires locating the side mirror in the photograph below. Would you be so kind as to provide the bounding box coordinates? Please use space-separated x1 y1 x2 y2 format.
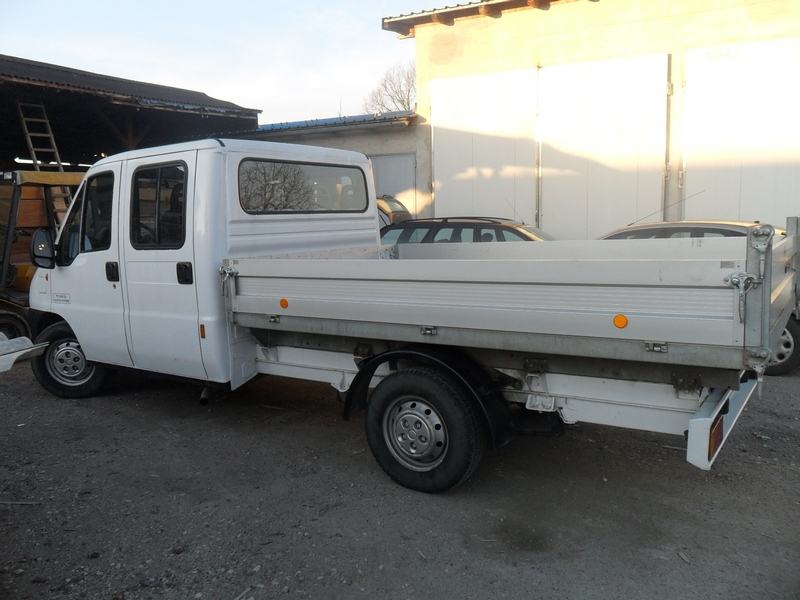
30 228 55 269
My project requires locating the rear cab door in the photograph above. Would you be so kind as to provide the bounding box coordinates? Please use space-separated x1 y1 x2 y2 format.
119 150 207 379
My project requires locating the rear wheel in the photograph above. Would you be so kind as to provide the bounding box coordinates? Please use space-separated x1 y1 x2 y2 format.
0 311 30 339
31 322 107 398
365 367 485 493
766 318 800 376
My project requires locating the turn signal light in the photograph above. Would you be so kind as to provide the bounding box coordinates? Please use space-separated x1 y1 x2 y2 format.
613 314 629 329
279 298 289 309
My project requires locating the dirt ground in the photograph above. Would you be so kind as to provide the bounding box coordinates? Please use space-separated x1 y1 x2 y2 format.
1 364 799 600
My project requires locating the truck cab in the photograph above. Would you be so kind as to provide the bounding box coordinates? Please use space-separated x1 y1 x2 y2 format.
28 139 379 396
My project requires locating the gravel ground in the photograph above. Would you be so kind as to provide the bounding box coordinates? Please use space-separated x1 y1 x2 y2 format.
1 364 799 600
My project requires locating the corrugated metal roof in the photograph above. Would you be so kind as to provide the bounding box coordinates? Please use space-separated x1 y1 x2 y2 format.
0 54 259 118
257 110 416 133
383 0 579 36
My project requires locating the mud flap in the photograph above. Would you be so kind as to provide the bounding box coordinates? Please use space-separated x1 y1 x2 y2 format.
0 334 48 373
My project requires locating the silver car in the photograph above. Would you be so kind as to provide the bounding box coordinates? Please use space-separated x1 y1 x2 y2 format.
601 220 797 375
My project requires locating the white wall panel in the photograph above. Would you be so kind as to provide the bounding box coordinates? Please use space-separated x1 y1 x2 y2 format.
430 70 538 224
683 39 800 227
538 54 669 240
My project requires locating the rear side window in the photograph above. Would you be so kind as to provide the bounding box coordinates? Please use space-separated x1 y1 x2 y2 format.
239 159 368 214
478 228 499 242
131 163 186 250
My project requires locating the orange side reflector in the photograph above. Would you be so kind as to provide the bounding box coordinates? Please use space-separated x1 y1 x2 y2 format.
613 314 629 329
199 324 206 339
708 412 724 460
279 298 289 309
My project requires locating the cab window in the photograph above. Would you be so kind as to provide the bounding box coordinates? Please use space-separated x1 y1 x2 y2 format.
131 163 186 249
57 172 114 266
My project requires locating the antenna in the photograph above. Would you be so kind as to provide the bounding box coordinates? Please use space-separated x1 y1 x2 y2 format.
626 188 707 227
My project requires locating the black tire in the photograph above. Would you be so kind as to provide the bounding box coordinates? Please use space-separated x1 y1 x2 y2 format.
31 321 107 398
766 317 800 376
365 367 486 493
0 311 30 339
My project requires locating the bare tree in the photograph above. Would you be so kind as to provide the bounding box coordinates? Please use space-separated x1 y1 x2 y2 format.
363 61 416 113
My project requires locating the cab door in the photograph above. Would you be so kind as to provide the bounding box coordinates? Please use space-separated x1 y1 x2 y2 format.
119 151 207 379
50 163 132 366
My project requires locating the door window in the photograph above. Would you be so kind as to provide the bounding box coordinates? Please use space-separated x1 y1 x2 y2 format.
478 228 500 242
82 172 114 252
131 163 187 249
57 189 84 266
57 172 115 266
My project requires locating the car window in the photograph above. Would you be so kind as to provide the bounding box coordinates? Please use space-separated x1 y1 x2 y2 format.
454 227 475 243
501 228 529 242
666 230 692 239
381 228 402 245
606 229 660 240
522 226 555 241
433 227 456 242
399 227 431 243
478 228 499 242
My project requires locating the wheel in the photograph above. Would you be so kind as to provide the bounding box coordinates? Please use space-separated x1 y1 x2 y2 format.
766 318 800 376
31 322 107 398
0 311 30 339
365 367 486 493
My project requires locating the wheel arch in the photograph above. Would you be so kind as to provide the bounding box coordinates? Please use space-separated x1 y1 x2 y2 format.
27 309 67 339
344 345 511 449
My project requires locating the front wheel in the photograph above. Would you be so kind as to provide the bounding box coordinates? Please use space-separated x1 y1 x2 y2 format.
31 322 107 398
766 318 800 376
365 367 486 493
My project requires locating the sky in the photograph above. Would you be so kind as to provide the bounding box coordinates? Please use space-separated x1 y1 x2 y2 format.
1 1 436 124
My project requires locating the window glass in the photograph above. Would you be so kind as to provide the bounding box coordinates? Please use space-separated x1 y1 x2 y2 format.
454 227 474 243
131 163 186 249
433 227 455 242
666 230 692 239
501 228 528 242
57 190 83 265
82 172 114 252
381 228 402 245
607 229 659 240
239 159 367 214
400 227 430 243
478 228 499 242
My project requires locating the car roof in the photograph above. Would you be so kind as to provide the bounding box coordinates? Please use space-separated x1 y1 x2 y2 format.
384 216 522 226
600 220 766 238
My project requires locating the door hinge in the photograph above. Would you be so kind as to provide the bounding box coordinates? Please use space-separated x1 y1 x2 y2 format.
666 81 674 96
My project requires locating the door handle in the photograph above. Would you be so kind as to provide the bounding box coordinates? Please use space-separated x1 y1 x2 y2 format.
105 261 119 282
176 262 193 285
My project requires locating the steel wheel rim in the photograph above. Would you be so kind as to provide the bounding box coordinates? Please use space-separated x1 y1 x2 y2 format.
382 395 448 472
45 340 95 386
772 327 795 365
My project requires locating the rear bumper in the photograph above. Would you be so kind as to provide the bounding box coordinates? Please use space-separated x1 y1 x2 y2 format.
686 377 758 470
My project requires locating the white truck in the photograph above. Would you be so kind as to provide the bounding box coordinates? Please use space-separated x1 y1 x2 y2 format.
14 139 799 492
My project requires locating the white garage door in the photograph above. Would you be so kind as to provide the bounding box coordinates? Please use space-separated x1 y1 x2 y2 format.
538 54 669 239
370 153 417 214
431 69 538 224
683 39 800 228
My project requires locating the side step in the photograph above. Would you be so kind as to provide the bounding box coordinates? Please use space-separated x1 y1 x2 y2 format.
0 334 48 373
